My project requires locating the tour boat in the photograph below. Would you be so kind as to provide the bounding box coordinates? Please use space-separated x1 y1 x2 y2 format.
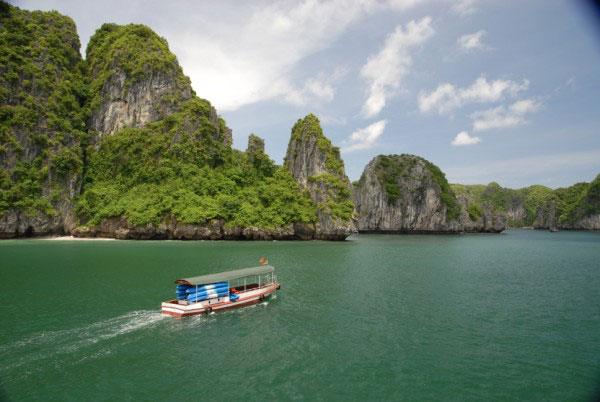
161 265 280 318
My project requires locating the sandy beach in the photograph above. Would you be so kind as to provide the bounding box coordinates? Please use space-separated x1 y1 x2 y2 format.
41 236 117 241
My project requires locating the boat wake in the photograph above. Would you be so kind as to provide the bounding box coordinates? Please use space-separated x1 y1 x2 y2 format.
0 310 166 379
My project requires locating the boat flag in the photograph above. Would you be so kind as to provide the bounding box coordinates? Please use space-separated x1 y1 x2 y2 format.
259 257 268 265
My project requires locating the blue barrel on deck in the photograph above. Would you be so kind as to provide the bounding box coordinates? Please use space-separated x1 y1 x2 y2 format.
185 282 228 294
229 293 239 301
187 291 229 302
187 292 229 301
187 288 229 300
187 286 229 295
175 284 193 299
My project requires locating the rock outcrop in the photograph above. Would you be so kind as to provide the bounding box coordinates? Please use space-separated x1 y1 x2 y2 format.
284 114 355 239
457 177 600 230
454 191 507 233
71 217 310 240
571 214 600 230
533 175 600 230
533 200 558 229
0 4 85 238
353 155 506 233
85 23 232 147
246 134 265 158
84 23 233 147
534 200 600 230
86 24 192 138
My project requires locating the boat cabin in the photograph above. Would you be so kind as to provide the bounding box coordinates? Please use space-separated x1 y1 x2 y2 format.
161 265 280 317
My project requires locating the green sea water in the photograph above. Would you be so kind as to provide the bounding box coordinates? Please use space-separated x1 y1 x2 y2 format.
0 229 599 401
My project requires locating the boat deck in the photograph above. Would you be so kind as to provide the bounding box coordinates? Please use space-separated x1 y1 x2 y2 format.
161 282 279 317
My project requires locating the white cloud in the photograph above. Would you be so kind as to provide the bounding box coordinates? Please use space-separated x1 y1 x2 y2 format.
168 0 428 112
172 0 377 111
341 120 387 152
360 17 434 118
510 98 540 114
471 98 541 131
452 0 478 16
457 30 486 50
471 106 521 131
451 131 481 146
319 114 348 126
283 77 335 106
387 0 428 10
283 67 348 106
418 76 529 115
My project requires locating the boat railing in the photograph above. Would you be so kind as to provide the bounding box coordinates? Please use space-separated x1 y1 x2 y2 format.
230 272 278 294
235 275 278 294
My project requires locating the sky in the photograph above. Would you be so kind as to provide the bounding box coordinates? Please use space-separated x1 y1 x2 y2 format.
10 0 600 188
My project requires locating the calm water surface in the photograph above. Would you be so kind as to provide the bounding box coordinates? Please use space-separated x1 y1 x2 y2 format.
0 229 599 401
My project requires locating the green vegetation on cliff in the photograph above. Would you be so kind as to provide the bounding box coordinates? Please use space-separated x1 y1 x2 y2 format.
287 114 354 223
86 23 192 116
77 109 317 228
452 177 599 227
78 26 317 230
467 203 483 221
374 154 460 221
290 114 345 176
0 7 322 233
0 2 87 217
307 173 354 220
580 174 600 216
453 183 549 226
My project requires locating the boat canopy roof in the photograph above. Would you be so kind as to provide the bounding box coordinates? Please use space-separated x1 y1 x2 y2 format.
175 265 275 286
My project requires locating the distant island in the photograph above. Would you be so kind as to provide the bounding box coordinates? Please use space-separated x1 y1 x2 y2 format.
1 3 598 240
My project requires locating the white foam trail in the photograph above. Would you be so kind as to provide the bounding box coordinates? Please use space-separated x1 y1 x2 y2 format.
0 310 166 375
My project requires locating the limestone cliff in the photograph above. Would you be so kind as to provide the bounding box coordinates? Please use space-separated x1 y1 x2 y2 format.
456 179 600 230
353 155 505 233
533 175 600 230
284 114 355 240
0 4 86 237
1 6 316 240
85 23 231 146
246 134 265 159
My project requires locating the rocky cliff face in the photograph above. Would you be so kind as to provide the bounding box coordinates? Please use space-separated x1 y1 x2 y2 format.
0 4 86 238
246 134 265 158
533 200 558 229
284 114 355 239
533 199 600 230
506 205 527 226
72 216 306 240
88 68 191 138
85 24 184 136
85 23 233 146
532 175 600 230
460 177 600 231
454 191 507 233
572 214 600 230
353 155 505 233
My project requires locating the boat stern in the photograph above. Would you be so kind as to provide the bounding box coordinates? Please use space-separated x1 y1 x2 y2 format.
161 300 206 318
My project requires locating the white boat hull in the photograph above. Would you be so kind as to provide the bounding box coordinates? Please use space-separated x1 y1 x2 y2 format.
161 283 279 318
